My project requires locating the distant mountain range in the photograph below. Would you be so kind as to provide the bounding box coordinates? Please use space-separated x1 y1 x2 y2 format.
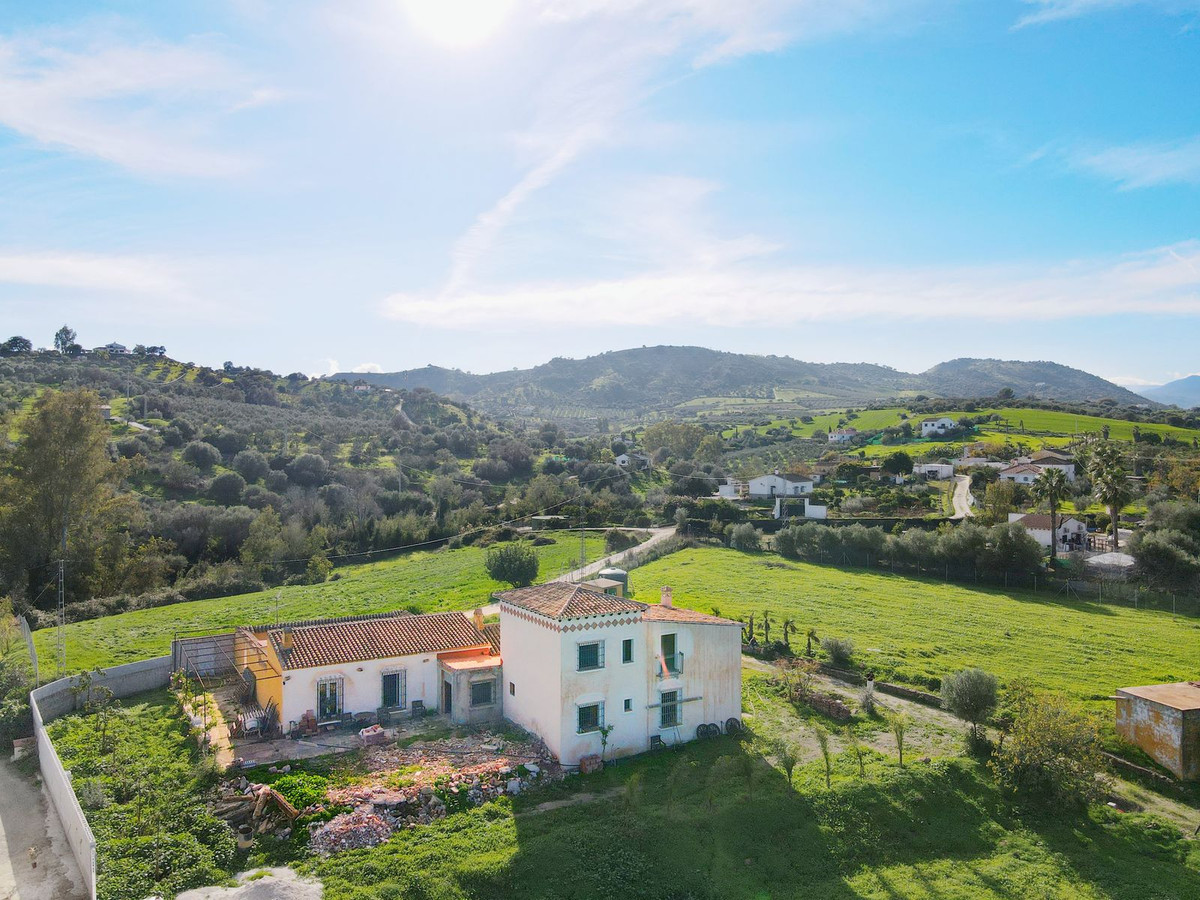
1139 375 1200 409
331 346 1152 419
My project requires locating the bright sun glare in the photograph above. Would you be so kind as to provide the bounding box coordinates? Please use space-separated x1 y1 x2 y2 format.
401 0 517 49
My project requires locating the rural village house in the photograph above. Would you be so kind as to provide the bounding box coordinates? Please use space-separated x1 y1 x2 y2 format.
828 427 858 443
234 583 742 767
1007 512 1087 552
747 472 814 499
920 417 958 437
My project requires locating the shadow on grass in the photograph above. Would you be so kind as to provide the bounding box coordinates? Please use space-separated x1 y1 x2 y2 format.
301 737 1200 900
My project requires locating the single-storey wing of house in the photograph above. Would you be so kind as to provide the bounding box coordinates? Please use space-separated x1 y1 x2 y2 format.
1116 683 1200 780
235 610 500 734
747 472 813 498
1007 513 1087 551
920 417 957 437
496 583 742 766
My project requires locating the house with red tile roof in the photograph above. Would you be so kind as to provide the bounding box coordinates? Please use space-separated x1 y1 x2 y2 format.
495 583 742 766
232 581 743 764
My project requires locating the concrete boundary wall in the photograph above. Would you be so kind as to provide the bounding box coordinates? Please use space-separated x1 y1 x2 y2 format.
30 655 173 900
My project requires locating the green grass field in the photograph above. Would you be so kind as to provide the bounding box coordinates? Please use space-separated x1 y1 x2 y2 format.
37 533 609 672
634 547 1200 706
304 735 1199 900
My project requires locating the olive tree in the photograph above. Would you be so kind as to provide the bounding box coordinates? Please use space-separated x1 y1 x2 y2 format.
484 542 539 588
941 668 998 742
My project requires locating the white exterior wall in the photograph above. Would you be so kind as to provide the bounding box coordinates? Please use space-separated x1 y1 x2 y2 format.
1000 470 1038 484
915 463 954 480
556 616 650 765
748 475 812 498
280 652 445 732
498 606 564 758
921 418 955 436
646 620 742 740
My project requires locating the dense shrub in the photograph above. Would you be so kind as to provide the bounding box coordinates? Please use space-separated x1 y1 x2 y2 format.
181 440 222 471
207 472 246 505
820 636 854 667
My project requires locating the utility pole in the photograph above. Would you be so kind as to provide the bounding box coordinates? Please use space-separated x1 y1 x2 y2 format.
56 524 67 677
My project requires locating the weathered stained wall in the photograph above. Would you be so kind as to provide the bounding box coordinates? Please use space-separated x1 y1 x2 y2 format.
1115 692 1199 780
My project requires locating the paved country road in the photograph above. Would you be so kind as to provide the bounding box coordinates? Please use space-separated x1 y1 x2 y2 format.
0 759 85 900
468 526 677 617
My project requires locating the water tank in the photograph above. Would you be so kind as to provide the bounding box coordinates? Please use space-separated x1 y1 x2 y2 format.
598 567 628 591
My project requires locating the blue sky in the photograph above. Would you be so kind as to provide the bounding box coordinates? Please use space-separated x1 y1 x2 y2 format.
0 0 1198 388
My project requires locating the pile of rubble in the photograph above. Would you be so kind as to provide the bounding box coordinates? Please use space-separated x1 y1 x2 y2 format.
212 776 300 839
309 806 393 855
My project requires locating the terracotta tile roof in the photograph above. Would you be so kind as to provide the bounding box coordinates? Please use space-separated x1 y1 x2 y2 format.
495 583 645 620
642 605 741 626
268 611 487 670
481 622 501 654
1000 464 1042 475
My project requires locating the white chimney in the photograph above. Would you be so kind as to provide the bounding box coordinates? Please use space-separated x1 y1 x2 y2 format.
660 586 673 608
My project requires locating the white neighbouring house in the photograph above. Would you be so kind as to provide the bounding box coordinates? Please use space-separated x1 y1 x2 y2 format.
747 472 814 498
828 428 858 444
1017 450 1077 482
998 463 1043 485
912 462 955 480
614 453 651 471
1007 513 1087 552
920 417 957 437
497 583 742 766
717 478 745 499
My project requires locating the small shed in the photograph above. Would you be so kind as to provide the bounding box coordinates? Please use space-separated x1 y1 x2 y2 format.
597 567 628 592
580 577 624 597
1115 682 1200 779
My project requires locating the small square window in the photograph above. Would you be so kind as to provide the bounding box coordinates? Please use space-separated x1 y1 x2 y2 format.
578 702 603 733
623 698 632 712
509 681 515 696
470 680 495 708
621 638 633 664
578 641 604 671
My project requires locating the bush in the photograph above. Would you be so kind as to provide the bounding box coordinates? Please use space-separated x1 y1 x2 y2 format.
604 529 639 553
181 440 221 471
207 471 246 505
820 636 854 667
484 541 539 588
941 668 998 741
232 449 270 483
726 522 761 552
989 683 1106 805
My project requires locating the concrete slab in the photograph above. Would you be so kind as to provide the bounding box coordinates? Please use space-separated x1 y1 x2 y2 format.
177 867 321 900
0 759 86 900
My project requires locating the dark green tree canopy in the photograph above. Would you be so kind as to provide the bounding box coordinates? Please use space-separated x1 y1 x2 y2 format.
485 541 539 588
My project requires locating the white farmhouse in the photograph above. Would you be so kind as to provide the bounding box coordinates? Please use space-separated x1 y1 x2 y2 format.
828 428 858 444
998 463 1042 485
912 462 955 480
1019 450 1077 482
920 417 957 437
716 478 745 500
747 472 814 499
497 584 742 766
614 453 651 471
1007 513 1087 552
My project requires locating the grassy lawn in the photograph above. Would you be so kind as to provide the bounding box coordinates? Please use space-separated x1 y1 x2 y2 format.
302 731 1200 900
632 547 1200 707
36 533 610 672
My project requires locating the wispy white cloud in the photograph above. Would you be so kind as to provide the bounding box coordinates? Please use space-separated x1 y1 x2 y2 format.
441 0 926 292
1104 374 1164 386
352 362 383 373
1068 136 1200 188
382 242 1200 328
0 26 274 177
0 251 181 293
1015 0 1200 27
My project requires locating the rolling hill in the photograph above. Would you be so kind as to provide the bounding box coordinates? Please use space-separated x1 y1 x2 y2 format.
1140 375 1200 409
332 347 1149 419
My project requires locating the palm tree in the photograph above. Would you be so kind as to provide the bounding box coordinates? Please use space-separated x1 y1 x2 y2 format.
1087 443 1131 550
761 609 773 644
1093 470 1132 550
1032 467 1070 560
